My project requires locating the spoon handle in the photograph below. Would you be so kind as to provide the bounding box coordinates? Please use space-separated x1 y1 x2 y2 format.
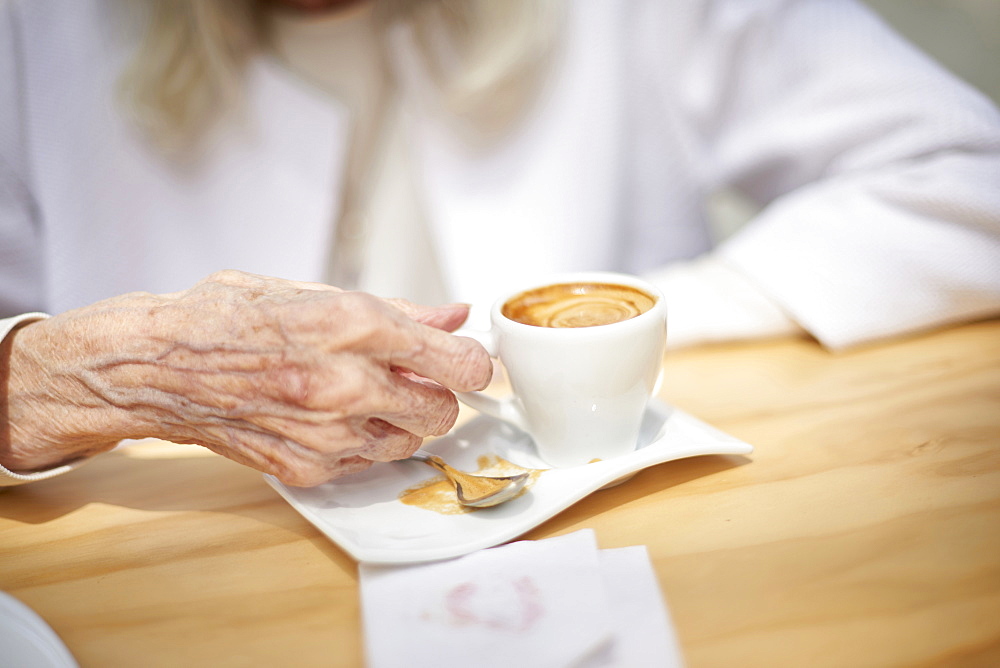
409 450 451 475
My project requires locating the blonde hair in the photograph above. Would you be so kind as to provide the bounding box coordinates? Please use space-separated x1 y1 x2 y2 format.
119 0 561 153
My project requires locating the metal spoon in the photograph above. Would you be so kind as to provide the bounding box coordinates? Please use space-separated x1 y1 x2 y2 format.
408 450 530 508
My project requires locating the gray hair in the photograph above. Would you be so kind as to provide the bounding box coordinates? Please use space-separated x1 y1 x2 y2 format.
119 0 562 152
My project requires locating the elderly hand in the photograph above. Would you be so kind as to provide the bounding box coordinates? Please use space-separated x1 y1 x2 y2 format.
1 271 492 486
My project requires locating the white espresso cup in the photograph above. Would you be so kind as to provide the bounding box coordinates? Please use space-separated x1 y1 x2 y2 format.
458 272 667 468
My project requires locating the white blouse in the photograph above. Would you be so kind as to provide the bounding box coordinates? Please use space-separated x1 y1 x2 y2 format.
265 3 799 344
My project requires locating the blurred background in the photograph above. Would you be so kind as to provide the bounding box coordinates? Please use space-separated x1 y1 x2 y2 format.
709 0 1000 242
864 0 999 105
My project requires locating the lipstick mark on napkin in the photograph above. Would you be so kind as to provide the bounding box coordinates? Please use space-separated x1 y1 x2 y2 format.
441 576 544 632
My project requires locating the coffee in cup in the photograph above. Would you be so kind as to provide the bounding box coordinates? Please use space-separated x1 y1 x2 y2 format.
458 272 667 468
501 282 656 328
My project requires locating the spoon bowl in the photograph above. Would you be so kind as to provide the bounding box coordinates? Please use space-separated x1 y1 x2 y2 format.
408 451 530 508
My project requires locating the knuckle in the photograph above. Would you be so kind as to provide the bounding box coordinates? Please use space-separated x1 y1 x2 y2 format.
326 456 373 480
269 359 314 407
324 365 375 417
279 467 328 487
188 269 270 307
337 291 383 320
326 293 392 346
202 269 246 286
314 420 369 457
362 427 422 462
350 293 412 340
271 446 368 488
272 455 324 487
399 433 424 458
394 433 424 459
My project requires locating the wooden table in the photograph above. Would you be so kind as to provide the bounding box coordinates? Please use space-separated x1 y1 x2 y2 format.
2 320 999 667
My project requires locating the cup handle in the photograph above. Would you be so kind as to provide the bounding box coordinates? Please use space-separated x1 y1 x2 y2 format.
455 391 529 431
454 328 530 431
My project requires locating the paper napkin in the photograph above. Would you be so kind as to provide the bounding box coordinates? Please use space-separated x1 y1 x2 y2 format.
359 530 681 668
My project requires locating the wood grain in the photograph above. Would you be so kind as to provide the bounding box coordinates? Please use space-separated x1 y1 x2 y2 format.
2 320 999 667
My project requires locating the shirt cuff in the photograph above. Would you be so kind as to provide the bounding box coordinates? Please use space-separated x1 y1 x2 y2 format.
0 313 89 487
644 256 804 349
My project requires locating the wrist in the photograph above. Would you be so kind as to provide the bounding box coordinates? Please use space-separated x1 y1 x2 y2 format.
1 294 174 472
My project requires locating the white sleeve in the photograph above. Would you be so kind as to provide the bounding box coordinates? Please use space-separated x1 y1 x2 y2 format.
645 256 803 349
673 0 1000 350
0 313 90 487
0 3 46 318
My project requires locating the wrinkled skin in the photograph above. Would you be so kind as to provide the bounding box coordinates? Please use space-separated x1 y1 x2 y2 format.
0 271 492 486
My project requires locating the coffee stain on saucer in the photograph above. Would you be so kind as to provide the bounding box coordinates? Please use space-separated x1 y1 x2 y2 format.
399 455 542 515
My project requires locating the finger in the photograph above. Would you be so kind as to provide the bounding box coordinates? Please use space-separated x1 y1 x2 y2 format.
228 355 451 450
248 353 457 439
226 366 449 454
276 454 374 487
370 372 460 437
306 455 374 486
357 418 423 462
233 409 370 459
415 304 472 332
388 323 492 392
389 300 472 332
192 422 372 486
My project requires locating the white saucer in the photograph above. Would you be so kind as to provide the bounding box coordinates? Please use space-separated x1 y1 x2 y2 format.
266 400 753 564
0 592 78 668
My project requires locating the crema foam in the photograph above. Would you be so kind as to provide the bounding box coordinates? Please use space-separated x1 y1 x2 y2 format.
501 282 656 328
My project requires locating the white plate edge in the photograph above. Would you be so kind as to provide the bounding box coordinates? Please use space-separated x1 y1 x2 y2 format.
265 405 754 564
